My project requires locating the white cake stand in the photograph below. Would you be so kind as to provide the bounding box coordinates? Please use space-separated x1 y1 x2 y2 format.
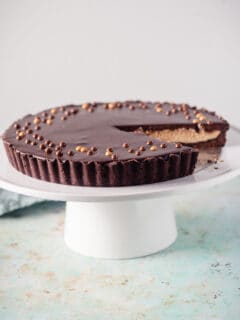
1 127 240 259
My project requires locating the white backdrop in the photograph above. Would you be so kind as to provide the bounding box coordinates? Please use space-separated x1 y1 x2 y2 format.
0 0 239 131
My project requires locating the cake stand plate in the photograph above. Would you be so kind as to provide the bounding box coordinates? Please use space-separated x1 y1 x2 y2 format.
0 127 240 259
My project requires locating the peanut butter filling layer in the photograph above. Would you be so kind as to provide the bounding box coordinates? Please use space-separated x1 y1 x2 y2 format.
142 128 221 144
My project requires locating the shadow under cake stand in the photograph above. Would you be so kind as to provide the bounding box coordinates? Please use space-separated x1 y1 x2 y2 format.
0 126 240 259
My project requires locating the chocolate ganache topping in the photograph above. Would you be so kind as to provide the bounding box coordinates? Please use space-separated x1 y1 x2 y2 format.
2 101 229 186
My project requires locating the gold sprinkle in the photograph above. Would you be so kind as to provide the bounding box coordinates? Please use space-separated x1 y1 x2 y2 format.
75 146 82 152
33 117 41 124
80 146 88 152
150 146 157 151
193 119 199 124
105 150 112 156
50 108 58 114
82 103 89 110
108 103 116 110
46 119 53 125
18 131 25 138
196 113 203 119
156 107 163 113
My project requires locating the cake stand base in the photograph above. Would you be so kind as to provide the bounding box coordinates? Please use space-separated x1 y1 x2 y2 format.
64 198 177 259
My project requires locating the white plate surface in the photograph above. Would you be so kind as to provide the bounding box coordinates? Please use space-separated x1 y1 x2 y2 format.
0 127 240 202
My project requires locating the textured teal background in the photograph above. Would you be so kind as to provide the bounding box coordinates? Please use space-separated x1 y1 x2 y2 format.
0 177 240 319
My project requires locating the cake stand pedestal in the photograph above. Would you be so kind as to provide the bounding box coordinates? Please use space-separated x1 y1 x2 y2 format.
0 127 240 259
65 198 176 258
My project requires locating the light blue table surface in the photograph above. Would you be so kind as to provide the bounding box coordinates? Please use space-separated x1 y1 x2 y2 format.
0 177 240 320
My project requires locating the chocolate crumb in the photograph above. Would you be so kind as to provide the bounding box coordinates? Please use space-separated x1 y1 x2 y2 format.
39 144 46 150
111 154 117 160
13 123 20 129
160 143 167 148
67 150 74 156
59 141 66 148
45 147 52 154
56 150 63 157
175 143 182 148
48 142 55 147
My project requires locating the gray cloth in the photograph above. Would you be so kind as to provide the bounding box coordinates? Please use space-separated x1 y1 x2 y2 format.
0 188 42 216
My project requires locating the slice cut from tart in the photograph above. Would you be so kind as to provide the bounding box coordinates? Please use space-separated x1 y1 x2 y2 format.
2 101 229 186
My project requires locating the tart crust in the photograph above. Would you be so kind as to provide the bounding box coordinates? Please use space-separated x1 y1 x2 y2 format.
4 141 198 186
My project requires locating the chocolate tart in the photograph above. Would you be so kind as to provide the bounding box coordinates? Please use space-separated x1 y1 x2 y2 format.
2 101 229 186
